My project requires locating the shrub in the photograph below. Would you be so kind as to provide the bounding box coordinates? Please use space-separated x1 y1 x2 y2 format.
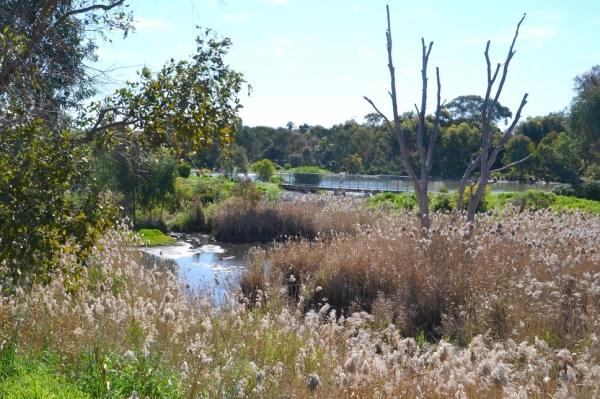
430 192 453 213
365 192 418 212
453 183 490 213
292 166 324 185
552 183 575 197
581 180 600 201
251 159 275 182
177 162 192 178
269 175 285 185
231 178 263 206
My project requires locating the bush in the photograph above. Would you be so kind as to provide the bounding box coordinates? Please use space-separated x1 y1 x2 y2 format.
177 162 192 178
552 183 575 197
366 192 418 212
269 175 285 185
292 166 324 185
453 183 490 213
251 159 275 182
134 218 169 233
430 192 453 213
581 180 600 201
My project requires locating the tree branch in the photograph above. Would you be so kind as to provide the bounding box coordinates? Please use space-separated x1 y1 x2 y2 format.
490 154 532 174
52 0 126 31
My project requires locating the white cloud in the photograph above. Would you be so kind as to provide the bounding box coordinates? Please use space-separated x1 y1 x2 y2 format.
519 26 554 39
267 0 288 5
134 17 172 32
358 47 373 59
284 60 298 71
225 14 250 23
352 4 362 13
256 48 267 56
272 36 291 55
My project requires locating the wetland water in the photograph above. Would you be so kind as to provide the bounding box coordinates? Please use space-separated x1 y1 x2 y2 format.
139 240 262 299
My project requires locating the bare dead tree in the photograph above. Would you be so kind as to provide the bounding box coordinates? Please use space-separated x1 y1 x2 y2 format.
455 14 530 223
364 5 443 229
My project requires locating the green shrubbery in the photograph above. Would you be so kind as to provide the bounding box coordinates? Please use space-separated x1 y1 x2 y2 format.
292 166 325 185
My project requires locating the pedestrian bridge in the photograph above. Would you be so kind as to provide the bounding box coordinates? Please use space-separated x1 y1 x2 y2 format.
277 172 412 194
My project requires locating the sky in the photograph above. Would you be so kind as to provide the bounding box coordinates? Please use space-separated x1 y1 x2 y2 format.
94 0 600 129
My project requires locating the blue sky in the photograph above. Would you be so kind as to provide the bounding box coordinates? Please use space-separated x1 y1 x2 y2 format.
94 0 600 128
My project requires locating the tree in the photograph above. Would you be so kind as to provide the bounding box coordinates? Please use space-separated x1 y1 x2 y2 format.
0 0 133 128
435 122 481 178
345 153 363 174
251 159 276 182
455 15 530 222
217 143 249 179
0 1 248 285
364 6 443 228
502 134 534 179
568 65 600 176
516 112 567 145
446 95 512 126
0 121 116 287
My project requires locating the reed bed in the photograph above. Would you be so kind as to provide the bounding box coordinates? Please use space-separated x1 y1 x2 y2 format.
212 194 374 241
1 205 600 397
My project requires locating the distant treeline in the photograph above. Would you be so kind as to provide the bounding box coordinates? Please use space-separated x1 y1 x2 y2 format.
193 94 591 183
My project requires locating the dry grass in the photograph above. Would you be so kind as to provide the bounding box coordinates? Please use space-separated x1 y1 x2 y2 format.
263 206 600 348
211 194 374 242
2 204 600 398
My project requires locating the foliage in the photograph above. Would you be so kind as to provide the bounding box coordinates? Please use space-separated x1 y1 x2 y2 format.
288 153 303 168
217 143 248 179
177 163 191 178
0 352 90 399
365 192 418 212
552 184 576 197
454 183 491 213
344 153 363 174
515 112 567 144
136 229 176 247
269 175 285 185
430 192 453 213
568 65 600 173
293 166 324 185
193 176 235 205
0 121 116 286
231 178 263 206
487 190 600 214
265 185 282 204
502 134 534 179
250 159 276 182
436 122 481 178
0 1 133 126
446 95 512 125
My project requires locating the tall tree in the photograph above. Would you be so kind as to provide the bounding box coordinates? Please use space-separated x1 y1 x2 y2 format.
446 95 512 126
455 15 530 222
568 65 600 177
364 5 443 228
0 1 248 284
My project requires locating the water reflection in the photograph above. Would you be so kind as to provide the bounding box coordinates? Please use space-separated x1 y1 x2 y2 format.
140 241 262 301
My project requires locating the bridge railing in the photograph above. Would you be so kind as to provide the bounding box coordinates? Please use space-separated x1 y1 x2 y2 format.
276 172 412 192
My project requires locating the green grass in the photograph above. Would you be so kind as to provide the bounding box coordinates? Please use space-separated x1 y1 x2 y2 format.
365 192 418 211
487 190 600 214
136 229 176 246
0 351 89 399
